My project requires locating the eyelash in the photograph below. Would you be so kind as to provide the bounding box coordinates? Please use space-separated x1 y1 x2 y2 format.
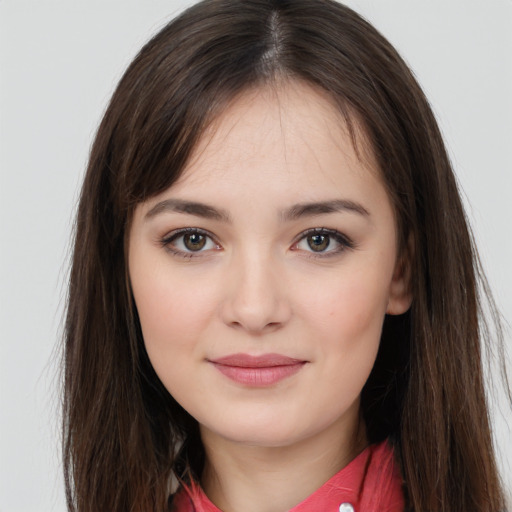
291 228 355 258
160 228 221 259
159 227 355 259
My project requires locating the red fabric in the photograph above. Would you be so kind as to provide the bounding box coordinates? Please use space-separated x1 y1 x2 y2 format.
171 439 404 512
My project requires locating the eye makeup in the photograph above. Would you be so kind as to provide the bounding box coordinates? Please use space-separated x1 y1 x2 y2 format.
158 225 356 261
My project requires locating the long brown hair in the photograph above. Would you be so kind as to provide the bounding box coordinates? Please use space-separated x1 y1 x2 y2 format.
63 1 508 510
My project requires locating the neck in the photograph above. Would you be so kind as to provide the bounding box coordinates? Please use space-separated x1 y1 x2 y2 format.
200 408 367 512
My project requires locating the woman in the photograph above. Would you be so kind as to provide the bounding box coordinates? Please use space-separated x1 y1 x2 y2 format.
63 1 509 511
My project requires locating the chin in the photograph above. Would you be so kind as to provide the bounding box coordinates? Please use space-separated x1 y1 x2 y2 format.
200 413 308 448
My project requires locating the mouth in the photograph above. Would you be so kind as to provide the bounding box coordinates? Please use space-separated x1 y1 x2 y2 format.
207 353 307 387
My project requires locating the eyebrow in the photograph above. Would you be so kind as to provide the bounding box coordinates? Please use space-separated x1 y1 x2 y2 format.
281 199 370 221
144 198 369 223
145 199 232 222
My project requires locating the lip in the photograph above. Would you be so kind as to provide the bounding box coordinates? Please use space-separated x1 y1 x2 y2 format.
208 353 307 387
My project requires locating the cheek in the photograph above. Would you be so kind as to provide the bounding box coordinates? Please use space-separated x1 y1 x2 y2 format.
131 275 204 405
133 272 181 345
302 266 390 342
129 256 217 379
129 225 212 326
294 266 390 391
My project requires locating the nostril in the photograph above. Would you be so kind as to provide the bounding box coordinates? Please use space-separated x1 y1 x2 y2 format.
228 320 283 334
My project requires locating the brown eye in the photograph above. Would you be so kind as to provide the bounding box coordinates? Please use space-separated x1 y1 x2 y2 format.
183 233 207 251
293 228 354 257
307 234 330 252
162 228 219 257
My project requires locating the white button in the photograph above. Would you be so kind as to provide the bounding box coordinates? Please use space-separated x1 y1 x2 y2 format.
339 504 354 512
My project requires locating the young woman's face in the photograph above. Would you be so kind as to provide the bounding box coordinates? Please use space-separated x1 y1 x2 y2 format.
129 81 411 449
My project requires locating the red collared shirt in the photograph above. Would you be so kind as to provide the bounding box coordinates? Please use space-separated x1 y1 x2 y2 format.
170 440 405 512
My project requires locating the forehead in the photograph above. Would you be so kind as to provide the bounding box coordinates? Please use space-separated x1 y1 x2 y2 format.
132 80 394 228
175 80 379 190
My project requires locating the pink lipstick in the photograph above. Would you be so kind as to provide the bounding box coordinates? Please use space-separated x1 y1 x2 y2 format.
208 353 306 386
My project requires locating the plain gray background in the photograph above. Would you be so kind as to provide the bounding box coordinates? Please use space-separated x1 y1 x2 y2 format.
1 1 511 510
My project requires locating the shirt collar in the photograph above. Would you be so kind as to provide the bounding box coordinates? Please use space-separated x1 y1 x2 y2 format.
171 439 404 512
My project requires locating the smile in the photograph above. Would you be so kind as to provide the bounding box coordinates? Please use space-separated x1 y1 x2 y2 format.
208 353 307 387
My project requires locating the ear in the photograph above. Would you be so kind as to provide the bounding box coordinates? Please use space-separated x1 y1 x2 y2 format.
386 236 413 315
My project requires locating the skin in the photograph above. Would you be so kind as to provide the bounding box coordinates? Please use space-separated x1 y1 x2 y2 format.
128 81 411 512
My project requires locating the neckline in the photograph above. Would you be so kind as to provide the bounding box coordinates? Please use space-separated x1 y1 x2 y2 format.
171 439 404 512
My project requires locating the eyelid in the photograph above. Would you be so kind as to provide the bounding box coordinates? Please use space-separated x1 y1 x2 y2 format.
291 227 356 256
160 227 222 258
158 226 355 259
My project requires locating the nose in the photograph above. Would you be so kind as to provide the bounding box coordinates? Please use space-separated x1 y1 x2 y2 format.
220 250 292 334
